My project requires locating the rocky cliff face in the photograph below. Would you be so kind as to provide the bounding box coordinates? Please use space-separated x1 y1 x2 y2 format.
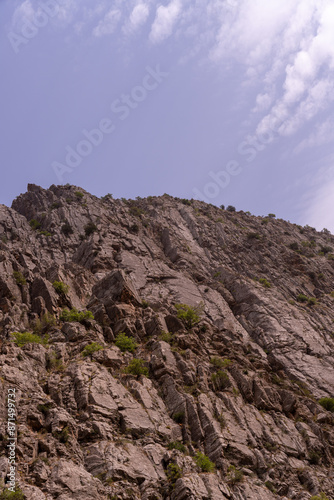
1 183 334 500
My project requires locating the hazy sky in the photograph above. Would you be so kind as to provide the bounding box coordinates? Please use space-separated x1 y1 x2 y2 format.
1 0 334 231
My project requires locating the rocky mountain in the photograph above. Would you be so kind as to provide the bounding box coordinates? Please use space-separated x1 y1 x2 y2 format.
1 183 334 500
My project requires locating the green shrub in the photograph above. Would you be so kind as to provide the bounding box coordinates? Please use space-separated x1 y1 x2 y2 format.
51 201 62 210
54 426 69 443
310 494 330 500
129 206 144 217
53 281 69 295
60 308 94 323
318 397 334 412
175 303 201 329
167 442 187 453
33 313 56 334
81 342 104 358
46 352 64 372
289 242 299 251
11 332 48 347
172 411 185 424
259 278 271 288
0 486 25 499
180 199 191 206
29 219 41 230
227 465 244 484
211 370 230 391
61 223 73 236
226 205 236 212
38 230 52 237
307 297 317 306
210 357 231 369
13 271 26 286
37 402 53 416
195 452 215 472
297 294 308 303
159 331 174 344
75 191 84 199
84 222 97 236
114 332 137 353
101 193 113 201
268 213 276 218
247 232 261 240
166 463 182 484
125 358 149 377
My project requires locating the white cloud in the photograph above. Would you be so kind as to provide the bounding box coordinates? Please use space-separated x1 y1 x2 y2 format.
294 118 334 154
149 0 182 44
93 8 122 37
122 2 150 35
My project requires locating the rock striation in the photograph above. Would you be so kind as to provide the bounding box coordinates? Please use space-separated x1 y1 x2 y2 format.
0 183 334 499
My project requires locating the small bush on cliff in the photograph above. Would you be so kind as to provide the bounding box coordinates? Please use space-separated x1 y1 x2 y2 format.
297 294 308 303
13 271 26 286
318 397 334 412
84 222 97 236
167 442 187 453
61 223 73 236
60 308 94 323
125 358 149 377
166 463 182 484
53 281 69 295
211 370 230 391
11 332 48 347
82 342 103 358
33 313 56 334
175 303 202 329
29 219 41 230
310 494 330 500
227 465 244 484
195 452 215 472
259 278 271 288
0 486 25 499
115 332 137 353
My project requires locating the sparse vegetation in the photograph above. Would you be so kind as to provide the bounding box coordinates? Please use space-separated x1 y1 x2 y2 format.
297 294 308 303
194 452 215 472
211 370 230 391
0 486 25 499
318 397 334 412
84 222 97 236
29 219 41 230
125 358 149 377
81 342 104 358
175 303 202 329
210 357 231 369
61 222 73 236
227 465 244 484
13 271 26 286
166 463 182 484
259 278 271 288
114 332 137 353
33 313 56 334
310 494 330 500
11 331 48 347
53 281 69 295
60 308 94 323
226 205 236 212
167 442 187 453
172 411 185 424
75 191 84 199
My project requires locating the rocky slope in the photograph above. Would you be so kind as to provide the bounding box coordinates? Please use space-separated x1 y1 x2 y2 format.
1 183 334 500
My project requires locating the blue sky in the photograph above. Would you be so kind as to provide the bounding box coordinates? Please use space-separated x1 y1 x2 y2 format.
1 0 334 231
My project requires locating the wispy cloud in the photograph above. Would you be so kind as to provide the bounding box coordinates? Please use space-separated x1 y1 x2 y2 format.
294 118 334 154
149 0 182 44
93 8 122 37
122 2 150 36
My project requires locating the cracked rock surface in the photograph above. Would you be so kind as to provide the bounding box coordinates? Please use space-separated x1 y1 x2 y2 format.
1 184 334 499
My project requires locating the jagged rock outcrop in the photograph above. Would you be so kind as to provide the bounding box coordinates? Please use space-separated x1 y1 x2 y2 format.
1 183 334 499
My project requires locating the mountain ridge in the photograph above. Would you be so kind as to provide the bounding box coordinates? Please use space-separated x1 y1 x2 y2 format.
0 183 334 499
